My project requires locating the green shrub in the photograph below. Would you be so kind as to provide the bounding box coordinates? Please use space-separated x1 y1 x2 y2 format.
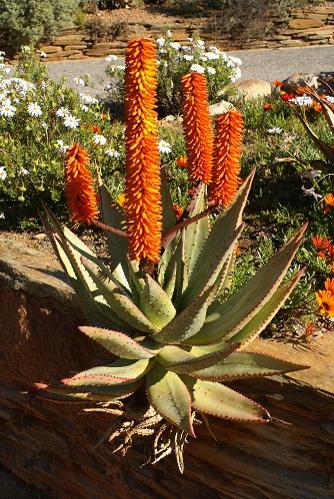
0 0 80 53
106 33 240 115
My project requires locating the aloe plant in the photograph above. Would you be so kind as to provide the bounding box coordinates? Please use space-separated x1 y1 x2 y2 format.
37 169 308 437
36 37 309 452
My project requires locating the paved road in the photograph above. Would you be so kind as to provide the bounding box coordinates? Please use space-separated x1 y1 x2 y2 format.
47 45 334 94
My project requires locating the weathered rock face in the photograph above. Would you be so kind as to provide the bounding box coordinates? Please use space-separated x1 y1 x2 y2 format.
0 236 333 498
282 71 334 93
235 79 272 100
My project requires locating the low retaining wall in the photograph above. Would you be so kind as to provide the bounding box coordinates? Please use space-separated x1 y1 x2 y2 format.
6 4 334 62
0 235 333 498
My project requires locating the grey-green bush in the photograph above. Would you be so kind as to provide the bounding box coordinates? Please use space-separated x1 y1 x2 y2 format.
0 0 80 53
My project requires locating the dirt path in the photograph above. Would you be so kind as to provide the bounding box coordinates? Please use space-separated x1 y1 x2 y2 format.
46 45 334 95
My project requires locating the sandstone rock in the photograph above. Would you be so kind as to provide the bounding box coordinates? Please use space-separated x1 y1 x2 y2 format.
45 50 81 60
278 39 306 46
54 35 84 46
288 18 324 29
38 45 63 54
209 100 233 116
64 44 88 51
235 79 272 100
68 53 87 60
85 47 118 57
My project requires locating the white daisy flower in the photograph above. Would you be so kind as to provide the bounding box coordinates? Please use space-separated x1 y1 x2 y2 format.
56 107 70 118
20 167 29 176
80 93 98 105
206 67 216 75
0 99 16 117
190 63 205 74
63 114 79 129
166 30 172 37
105 54 118 62
118 65 125 71
170 42 181 50
74 77 85 87
183 54 194 61
231 67 242 82
326 96 334 104
158 140 172 154
289 95 313 107
267 127 283 134
81 104 89 112
228 55 242 66
0 212 5 219
106 148 121 158
156 37 165 47
92 134 107 146
204 51 219 60
38 51 47 58
27 102 42 117
0 166 7 180
55 139 69 155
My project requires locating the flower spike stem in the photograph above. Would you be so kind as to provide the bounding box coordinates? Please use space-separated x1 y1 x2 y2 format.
92 219 128 238
162 207 213 248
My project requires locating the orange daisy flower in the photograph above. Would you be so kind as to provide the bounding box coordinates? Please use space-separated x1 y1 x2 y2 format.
311 234 333 259
323 193 334 214
124 37 162 262
208 109 244 208
263 102 273 111
172 203 184 220
176 155 188 169
324 277 334 294
273 80 283 87
65 143 99 224
315 290 334 316
181 72 213 184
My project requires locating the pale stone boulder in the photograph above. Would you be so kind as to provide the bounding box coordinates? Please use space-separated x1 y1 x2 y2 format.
209 100 233 116
235 79 272 100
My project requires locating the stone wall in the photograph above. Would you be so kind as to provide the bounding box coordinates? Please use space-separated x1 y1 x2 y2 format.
6 4 333 62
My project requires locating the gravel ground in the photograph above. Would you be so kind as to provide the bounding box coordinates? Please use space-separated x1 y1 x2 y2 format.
46 45 334 95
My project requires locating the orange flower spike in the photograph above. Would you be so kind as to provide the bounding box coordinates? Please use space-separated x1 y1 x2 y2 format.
208 109 244 208
315 290 334 316
65 143 99 224
124 38 162 262
181 72 213 184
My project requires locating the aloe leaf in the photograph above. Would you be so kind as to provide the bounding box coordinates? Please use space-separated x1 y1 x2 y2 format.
187 225 308 345
98 179 129 275
187 379 270 423
159 342 240 373
184 183 210 279
153 285 215 344
164 230 188 308
147 364 195 437
41 209 124 328
296 112 334 163
34 380 141 402
79 326 157 359
181 170 255 307
140 274 176 328
81 256 160 334
187 351 308 381
62 359 153 388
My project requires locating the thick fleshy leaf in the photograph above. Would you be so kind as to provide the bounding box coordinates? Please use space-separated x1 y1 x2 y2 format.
187 225 308 345
34 380 141 402
140 274 176 328
81 257 160 334
161 342 240 373
147 365 195 437
160 230 188 307
187 351 308 381
184 183 210 279
153 285 215 344
62 359 153 388
98 179 129 275
79 326 157 359
41 208 123 328
187 379 270 423
181 171 255 308
227 268 305 346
